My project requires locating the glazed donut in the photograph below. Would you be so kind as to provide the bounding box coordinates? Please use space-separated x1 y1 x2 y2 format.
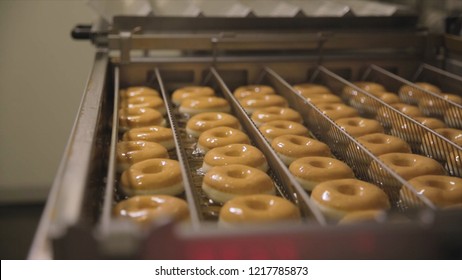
445 151 462 177
342 81 386 100
202 144 268 173
420 128 462 160
444 108 462 129
311 178 390 220
202 164 275 203
338 209 386 225
114 195 189 225
123 126 175 150
251 106 302 127
239 95 288 114
418 94 462 117
186 112 241 137
120 159 184 196
289 156 355 191
259 120 309 142
368 153 446 188
271 135 332 166
171 86 215 106
335 117 384 138
376 103 423 128
355 133 412 158
304 93 343 105
349 92 401 116
219 194 300 226
120 86 160 99
316 103 359 121
116 141 169 172
119 107 166 132
233 85 276 100
120 95 166 115
401 175 462 208
398 82 441 104
389 117 447 144
292 83 331 95
179 96 231 115
197 126 251 153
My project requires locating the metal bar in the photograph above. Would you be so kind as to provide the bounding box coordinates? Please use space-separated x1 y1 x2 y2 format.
29 51 109 259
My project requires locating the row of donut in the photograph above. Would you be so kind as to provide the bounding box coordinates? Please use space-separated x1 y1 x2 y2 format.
343 81 462 129
179 84 398 223
113 87 190 226
342 81 462 163
297 81 462 208
174 85 302 226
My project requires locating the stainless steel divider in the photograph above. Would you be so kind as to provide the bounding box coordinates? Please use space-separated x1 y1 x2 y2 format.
210 68 327 225
99 66 120 234
264 66 436 213
155 68 203 228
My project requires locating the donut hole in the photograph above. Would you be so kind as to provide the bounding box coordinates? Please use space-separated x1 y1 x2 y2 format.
346 120 361 127
425 179 449 190
224 150 242 157
391 158 414 167
142 164 163 174
337 185 357 196
366 136 387 144
227 169 248 179
244 200 269 211
309 160 329 168
214 131 230 138
274 123 290 129
289 137 307 146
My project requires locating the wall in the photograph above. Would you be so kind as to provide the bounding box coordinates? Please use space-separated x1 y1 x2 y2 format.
0 0 96 203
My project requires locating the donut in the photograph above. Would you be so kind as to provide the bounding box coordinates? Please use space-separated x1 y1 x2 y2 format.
289 156 355 191
389 117 446 144
338 209 386 225
116 141 169 172
445 151 462 176
202 144 268 173
233 85 276 100
335 117 384 138
342 82 386 100
355 133 412 158
368 153 446 188
401 175 462 208
304 93 343 105
114 195 189 225
398 82 441 104
292 83 331 95
443 107 462 129
271 135 332 166
251 106 302 127
120 159 184 196
259 120 309 142
418 93 462 117
219 195 300 226
120 95 166 115
311 178 390 220
120 86 160 99
239 95 288 114
171 86 215 106
316 103 359 121
186 112 241 137
197 126 251 153
202 164 275 203
420 128 462 160
179 96 231 115
349 91 401 115
119 107 166 132
376 103 423 128
123 126 175 150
